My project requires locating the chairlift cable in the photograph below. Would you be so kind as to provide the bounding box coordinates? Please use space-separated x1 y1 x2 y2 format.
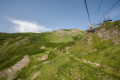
84 0 91 25
101 0 120 20
94 0 102 21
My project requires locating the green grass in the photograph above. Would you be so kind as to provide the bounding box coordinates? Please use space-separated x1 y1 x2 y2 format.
71 33 120 70
15 53 120 80
96 20 120 30
0 20 120 80
61 29 72 31
46 33 73 43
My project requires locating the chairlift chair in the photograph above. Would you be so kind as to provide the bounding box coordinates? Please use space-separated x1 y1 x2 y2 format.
86 25 95 33
103 16 112 22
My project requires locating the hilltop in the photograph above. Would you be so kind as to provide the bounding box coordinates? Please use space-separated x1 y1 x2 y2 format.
0 20 120 80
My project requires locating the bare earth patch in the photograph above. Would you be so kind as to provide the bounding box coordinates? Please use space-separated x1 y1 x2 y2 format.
0 55 30 80
30 71 40 80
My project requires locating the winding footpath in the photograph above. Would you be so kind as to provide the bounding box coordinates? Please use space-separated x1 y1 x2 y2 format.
80 58 120 73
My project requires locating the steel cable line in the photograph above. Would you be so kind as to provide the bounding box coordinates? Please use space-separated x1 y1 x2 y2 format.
100 0 120 20
84 0 91 25
94 0 102 21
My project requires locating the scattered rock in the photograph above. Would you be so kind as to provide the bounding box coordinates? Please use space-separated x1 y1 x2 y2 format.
43 61 50 64
65 47 71 51
55 75 57 77
61 50 64 52
40 46 45 49
36 54 48 61
54 48 57 50
94 49 97 51
66 52 70 54
47 51 49 53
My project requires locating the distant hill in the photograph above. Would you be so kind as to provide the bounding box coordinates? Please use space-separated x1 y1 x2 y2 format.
0 20 120 80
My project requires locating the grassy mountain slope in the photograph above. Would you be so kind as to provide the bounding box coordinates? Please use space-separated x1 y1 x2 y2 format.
0 21 120 80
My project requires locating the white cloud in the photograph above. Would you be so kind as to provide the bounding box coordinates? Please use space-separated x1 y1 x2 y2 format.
9 19 51 33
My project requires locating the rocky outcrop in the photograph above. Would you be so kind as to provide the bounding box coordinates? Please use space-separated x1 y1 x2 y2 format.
96 27 120 44
0 55 30 80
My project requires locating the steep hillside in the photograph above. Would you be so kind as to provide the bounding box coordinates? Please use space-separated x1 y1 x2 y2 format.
0 20 120 80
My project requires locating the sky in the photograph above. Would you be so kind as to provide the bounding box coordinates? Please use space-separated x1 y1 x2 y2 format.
0 0 120 33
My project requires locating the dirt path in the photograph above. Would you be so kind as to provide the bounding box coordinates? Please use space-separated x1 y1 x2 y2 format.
80 59 120 72
0 55 30 80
